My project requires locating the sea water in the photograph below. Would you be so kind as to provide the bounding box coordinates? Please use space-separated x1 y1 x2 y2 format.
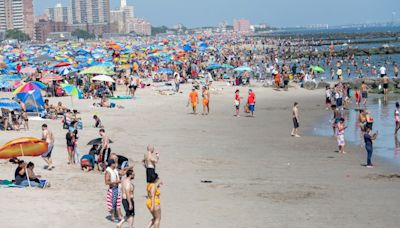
312 96 400 166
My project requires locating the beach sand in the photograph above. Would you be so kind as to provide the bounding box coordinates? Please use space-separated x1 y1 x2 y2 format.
1 82 400 228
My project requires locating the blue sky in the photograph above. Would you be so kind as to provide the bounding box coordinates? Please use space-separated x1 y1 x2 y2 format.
34 0 400 27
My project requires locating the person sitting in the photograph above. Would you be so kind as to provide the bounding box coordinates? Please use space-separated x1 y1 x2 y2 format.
10 111 20 131
15 161 48 188
55 102 66 116
81 154 95 172
93 115 104 128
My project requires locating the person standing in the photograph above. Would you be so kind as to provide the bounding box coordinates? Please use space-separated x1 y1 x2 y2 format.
117 169 135 228
105 159 123 222
336 118 347 154
99 129 110 171
394 63 399 78
247 89 256 117
382 74 390 95
291 102 300 137
146 173 162 228
361 81 369 106
234 89 241 117
188 88 198 114
395 102 400 135
143 145 159 183
41 124 54 170
174 72 181 93
66 128 75 165
202 86 210 115
364 127 378 168
379 65 387 77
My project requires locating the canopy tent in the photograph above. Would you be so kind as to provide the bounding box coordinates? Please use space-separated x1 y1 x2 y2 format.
15 90 44 112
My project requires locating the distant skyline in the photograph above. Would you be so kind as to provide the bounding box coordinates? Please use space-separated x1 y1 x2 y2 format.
34 0 400 27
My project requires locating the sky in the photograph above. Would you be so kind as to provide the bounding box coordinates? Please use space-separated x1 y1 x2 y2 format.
34 0 400 27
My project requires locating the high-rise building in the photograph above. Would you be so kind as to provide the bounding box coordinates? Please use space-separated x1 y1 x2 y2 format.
127 18 151 36
110 0 135 34
70 0 110 35
45 3 70 24
0 0 34 38
233 19 251 33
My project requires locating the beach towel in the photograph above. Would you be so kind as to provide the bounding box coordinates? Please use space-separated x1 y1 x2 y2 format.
106 187 121 211
0 180 26 188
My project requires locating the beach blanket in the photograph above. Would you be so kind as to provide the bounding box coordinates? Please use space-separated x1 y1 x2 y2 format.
110 96 133 100
0 180 25 188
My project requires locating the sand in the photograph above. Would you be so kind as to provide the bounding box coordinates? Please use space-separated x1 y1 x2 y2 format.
1 82 400 228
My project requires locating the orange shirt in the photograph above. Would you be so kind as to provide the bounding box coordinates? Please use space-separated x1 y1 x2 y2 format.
189 91 198 104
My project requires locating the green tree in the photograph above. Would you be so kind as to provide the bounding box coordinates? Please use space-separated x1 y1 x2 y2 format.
151 26 169 36
72 29 96 40
5 29 30 42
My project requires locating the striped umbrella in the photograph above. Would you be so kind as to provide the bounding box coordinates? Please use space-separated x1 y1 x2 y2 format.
0 98 20 110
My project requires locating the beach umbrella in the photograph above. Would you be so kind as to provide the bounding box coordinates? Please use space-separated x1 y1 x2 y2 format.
92 75 115 83
54 62 71 68
60 83 82 108
309 66 325 73
0 138 48 159
87 138 113 146
234 66 254 72
0 137 48 187
206 63 222 70
79 66 114 75
60 84 82 98
158 68 173 75
0 75 21 81
14 81 47 94
0 98 20 110
20 67 36 74
221 64 234 69
41 75 63 82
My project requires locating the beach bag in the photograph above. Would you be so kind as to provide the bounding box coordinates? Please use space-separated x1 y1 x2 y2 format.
234 100 240 106
244 104 250 113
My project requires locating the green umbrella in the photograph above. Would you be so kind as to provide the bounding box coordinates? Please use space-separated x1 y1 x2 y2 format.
79 66 115 75
234 66 254 72
310 66 325 73
222 64 234 69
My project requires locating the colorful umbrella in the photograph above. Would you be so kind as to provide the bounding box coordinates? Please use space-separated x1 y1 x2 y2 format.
0 137 48 159
54 62 71 68
310 66 325 73
41 75 63 82
158 68 173 74
60 84 82 98
13 81 47 94
0 98 20 110
79 66 114 75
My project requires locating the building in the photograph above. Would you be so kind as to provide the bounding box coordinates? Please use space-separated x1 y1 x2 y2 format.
127 18 151 36
45 3 70 24
110 9 125 33
109 0 135 34
0 0 34 39
34 19 69 42
233 19 251 33
70 0 110 35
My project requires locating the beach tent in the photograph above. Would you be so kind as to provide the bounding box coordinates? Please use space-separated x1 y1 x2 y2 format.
15 90 44 113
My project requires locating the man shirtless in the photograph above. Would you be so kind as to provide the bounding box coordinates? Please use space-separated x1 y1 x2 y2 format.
99 129 110 171
361 81 369 106
291 102 300 137
117 169 135 228
382 74 390 95
41 124 55 170
142 145 159 183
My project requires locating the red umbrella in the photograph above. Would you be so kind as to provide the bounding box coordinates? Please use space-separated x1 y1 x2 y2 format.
54 62 71 68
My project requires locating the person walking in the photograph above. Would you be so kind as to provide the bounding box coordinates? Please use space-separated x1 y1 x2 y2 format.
41 124 54 170
117 169 135 228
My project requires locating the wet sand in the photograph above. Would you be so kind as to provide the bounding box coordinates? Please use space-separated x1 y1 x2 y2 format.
1 82 400 228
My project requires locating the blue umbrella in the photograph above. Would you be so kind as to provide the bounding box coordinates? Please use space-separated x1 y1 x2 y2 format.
0 98 20 110
234 66 254 72
206 63 222 70
158 68 173 75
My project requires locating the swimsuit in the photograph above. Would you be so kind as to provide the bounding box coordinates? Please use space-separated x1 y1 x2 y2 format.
122 198 135 217
146 183 160 210
146 167 156 183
